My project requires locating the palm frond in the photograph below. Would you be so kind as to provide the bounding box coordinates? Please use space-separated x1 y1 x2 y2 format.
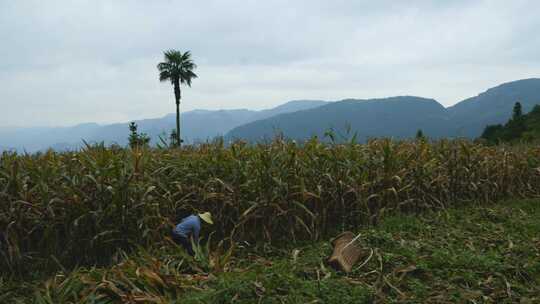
159 70 171 82
157 49 197 86
157 62 172 72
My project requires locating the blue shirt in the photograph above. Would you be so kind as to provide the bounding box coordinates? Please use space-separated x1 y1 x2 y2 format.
174 215 201 242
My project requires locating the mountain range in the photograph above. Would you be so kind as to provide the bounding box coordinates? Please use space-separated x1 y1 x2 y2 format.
1 79 539 152
226 96 451 142
0 100 328 152
227 78 540 142
447 78 540 137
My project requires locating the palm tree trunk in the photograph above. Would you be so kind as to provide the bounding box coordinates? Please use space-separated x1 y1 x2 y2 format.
174 80 181 147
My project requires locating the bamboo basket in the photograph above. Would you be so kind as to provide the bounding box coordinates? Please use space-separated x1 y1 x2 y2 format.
327 231 363 273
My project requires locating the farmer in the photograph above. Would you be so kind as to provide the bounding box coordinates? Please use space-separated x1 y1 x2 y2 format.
172 212 213 256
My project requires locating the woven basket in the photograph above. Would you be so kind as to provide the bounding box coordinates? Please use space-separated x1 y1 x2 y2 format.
327 231 363 273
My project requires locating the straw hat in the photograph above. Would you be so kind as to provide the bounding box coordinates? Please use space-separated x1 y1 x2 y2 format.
198 212 214 225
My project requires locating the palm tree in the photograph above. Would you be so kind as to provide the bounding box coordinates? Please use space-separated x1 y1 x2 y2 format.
157 50 198 147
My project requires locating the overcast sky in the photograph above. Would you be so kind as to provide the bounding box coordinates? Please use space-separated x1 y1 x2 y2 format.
1 0 539 127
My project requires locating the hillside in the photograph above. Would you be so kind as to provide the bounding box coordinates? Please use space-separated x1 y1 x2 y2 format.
225 79 540 142
2 79 540 150
448 78 540 137
481 103 540 143
0 123 101 152
226 96 452 142
0 100 327 152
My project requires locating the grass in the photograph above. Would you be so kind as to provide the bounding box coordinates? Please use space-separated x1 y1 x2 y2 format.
4 198 537 303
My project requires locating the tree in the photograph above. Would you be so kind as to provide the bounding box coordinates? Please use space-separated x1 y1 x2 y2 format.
157 50 198 147
415 129 425 140
480 101 536 144
512 102 523 120
505 101 526 140
481 124 504 143
128 122 150 148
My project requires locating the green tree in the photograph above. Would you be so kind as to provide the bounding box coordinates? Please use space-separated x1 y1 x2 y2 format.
157 50 198 147
481 124 504 143
512 102 523 120
480 102 538 144
504 102 526 141
128 122 150 148
415 129 424 140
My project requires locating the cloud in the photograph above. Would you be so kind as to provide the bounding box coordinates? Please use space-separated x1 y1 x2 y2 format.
0 0 539 126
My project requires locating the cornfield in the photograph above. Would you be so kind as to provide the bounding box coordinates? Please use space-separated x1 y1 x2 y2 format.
1 138 540 276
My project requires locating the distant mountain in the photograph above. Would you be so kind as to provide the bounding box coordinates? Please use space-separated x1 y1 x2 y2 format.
0 145 14 152
253 100 329 119
226 97 451 142
173 100 328 143
448 78 540 137
2 79 540 151
0 100 328 152
0 123 101 152
225 79 540 143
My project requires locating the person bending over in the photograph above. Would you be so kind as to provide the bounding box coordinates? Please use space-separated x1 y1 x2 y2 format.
172 212 213 255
